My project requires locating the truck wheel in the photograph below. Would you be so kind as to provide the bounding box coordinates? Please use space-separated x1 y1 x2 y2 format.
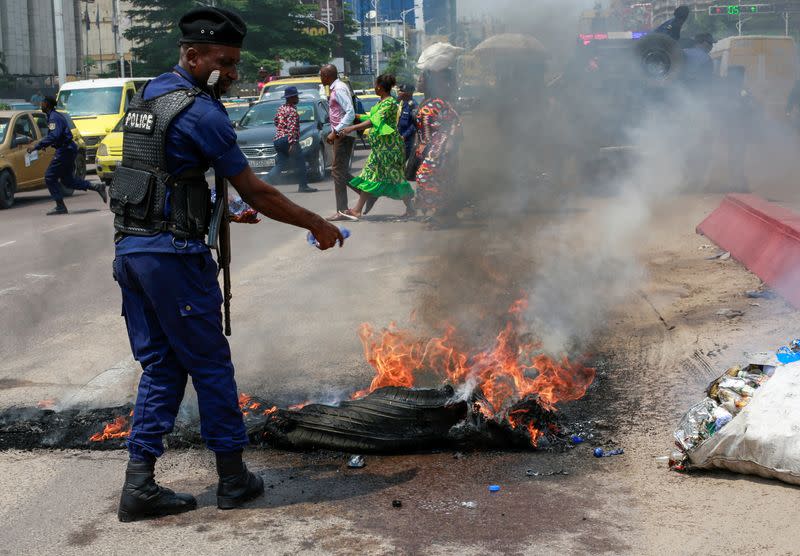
0 171 15 209
635 33 684 82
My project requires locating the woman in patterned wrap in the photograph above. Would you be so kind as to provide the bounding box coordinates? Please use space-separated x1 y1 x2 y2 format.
340 74 415 218
414 68 461 218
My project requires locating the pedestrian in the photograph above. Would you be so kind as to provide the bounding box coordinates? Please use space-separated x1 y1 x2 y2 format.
319 64 359 222
111 6 344 523
340 74 415 218
30 89 44 104
26 96 107 215
652 5 690 42
681 33 714 91
414 68 462 223
397 83 418 161
256 67 269 93
267 86 317 193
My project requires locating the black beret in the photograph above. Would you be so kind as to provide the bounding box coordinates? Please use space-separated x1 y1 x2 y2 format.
179 7 247 48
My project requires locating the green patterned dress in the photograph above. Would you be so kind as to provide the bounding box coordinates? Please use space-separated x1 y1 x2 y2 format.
350 97 415 200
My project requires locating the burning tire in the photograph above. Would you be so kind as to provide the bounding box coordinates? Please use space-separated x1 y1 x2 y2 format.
258 386 469 453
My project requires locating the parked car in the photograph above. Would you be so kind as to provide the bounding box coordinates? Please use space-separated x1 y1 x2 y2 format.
223 96 257 124
95 116 123 184
235 97 334 182
0 99 38 111
0 109 87 209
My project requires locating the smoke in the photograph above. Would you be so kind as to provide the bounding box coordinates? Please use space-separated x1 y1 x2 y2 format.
412 1 800 356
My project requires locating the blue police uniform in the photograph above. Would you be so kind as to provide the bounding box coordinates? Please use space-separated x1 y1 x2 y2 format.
114 65 250 462
653 16 684 41
34 110 94 201
398 99 417 160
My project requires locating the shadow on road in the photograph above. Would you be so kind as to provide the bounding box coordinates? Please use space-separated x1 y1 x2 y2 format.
196 464 418 509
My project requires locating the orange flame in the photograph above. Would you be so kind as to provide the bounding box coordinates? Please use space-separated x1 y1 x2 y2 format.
288 401 311 411
90 410 133 442
354 296 595 445
37 399 57 410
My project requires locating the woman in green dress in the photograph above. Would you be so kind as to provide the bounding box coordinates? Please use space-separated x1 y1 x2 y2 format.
340 74 415 218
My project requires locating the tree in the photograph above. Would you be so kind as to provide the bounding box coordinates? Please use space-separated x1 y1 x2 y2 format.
384 50 414 84
124 0 347 79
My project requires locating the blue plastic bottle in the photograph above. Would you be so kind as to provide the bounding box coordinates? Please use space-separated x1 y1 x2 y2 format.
307 227 350 248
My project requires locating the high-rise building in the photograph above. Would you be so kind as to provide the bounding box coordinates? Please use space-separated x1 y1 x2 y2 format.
344 0 418 26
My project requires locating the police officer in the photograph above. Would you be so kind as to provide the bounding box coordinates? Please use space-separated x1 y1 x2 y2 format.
652 5 690 42
27 96 107 215
397 83 418 161
112 7 344 522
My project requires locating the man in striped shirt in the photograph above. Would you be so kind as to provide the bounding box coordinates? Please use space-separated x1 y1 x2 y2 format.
267 86 317 193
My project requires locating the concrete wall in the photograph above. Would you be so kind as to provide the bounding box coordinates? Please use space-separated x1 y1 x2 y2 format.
1 0 32 75
0 0 83 77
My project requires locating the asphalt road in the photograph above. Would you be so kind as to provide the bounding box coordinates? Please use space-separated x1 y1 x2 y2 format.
0 151 420 409
3 166 800 554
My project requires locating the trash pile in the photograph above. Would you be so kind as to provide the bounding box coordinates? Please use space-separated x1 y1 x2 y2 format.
672 361 775 470
671 343 800 486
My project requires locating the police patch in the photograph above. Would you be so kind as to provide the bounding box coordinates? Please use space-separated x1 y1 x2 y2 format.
124 110 156 134
48 123 55 130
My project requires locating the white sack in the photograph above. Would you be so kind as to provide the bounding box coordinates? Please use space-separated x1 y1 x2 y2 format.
688 361 800 485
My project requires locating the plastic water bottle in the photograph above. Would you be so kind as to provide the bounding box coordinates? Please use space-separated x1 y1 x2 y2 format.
307 227 350 248
776 345 800 364
593 448 624 458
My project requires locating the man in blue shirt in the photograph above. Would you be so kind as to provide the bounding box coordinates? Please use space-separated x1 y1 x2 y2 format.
681 33 714 91
27 96 107 215
397 83 418 161
113 7 344 523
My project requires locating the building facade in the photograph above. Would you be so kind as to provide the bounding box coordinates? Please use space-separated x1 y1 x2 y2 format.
0 0 80 77
0 0 134 81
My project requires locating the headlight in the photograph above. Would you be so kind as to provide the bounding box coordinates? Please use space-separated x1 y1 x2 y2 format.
97 143 108 157
299 136 313 149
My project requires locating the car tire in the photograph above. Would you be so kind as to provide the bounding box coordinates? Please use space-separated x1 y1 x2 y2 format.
309 147 326 182
74 150 87 180
635 33 684 82
0 171 15 209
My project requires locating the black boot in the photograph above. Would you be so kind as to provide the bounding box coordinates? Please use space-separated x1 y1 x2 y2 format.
216 451 264 510
118 459 197 522
46 201 68 215
298 186 318 193
91 182 108 203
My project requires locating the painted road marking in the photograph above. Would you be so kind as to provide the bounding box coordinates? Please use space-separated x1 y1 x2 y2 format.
0 241 16 248
42 223 76 234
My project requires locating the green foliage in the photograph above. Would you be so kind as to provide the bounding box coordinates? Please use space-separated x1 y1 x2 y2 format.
124 0 357 79
384 51 414 84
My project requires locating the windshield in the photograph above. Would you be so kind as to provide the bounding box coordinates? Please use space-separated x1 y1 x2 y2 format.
57 87 123 116
240 102 316 128
0 118 9 143
225 105 250 122
262 83 320 101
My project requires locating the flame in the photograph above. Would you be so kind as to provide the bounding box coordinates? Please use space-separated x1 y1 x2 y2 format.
354 296 595 444
37 399 57 410
262 406 278 416
288 401 310 411
90 410 133 442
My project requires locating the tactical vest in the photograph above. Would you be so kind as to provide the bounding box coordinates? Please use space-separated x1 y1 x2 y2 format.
110 83 211 240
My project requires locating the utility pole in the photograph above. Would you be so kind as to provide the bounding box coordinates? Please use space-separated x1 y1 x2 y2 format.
52 0 67 86
113 0 124 77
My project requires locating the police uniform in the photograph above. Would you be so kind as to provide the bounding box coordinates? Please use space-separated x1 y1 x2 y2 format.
33 108 106 213
114 7 263 523
398 97 418 160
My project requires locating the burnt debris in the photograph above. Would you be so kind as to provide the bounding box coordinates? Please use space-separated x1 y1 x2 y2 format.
0 385 577 453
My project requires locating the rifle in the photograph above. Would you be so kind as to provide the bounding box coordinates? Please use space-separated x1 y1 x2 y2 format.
206 70 233 336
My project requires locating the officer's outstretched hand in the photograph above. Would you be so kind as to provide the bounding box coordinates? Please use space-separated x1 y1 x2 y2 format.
311 219 345 250
26 146 34 154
